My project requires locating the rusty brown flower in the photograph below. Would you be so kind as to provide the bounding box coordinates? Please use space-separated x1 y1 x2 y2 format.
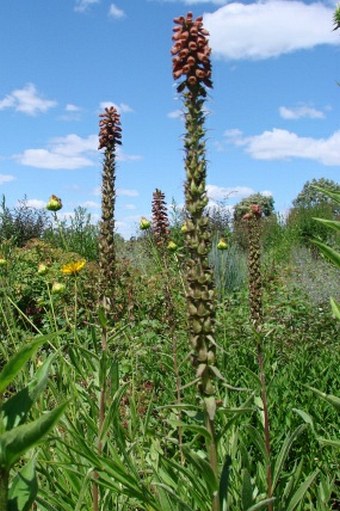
171 12 212 94
98 106 122 150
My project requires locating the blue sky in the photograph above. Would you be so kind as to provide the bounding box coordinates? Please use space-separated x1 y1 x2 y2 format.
0 0 339 238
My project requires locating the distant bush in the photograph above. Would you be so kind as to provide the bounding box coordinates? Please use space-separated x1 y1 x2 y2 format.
0 195 50 246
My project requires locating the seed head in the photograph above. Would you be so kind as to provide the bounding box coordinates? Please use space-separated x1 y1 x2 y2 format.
171 12 213 94
98 106 122 150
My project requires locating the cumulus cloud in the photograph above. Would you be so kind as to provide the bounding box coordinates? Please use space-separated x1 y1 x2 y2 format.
207 184 256 201
0 83 57 116
99 101 133 113
74 0 99 13
81 200 100 208
225 128 340 165
0 174 15 185
20 199 46 209
204 1 339 60
16 133 141 169
279 105 325 120
117 188 139 197
108 3 125 18
167 109 184 119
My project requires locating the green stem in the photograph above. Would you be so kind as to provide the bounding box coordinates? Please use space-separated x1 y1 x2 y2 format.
0 468 9 511
205 412 220 511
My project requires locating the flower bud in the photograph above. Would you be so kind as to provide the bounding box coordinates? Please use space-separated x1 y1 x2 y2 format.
167 241 178 252
38 263 48 275
46 195 62 212
51 282 66 295
139 217 151 230
217 239 228 251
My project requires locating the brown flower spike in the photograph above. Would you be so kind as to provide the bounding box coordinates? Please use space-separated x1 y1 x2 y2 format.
171 12 212 95
98 106 122 150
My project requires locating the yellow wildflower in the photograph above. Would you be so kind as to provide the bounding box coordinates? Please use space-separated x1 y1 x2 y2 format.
217 239 228 251
139 217 151 230
61 260 86 275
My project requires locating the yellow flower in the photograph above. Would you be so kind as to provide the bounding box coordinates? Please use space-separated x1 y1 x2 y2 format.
0 258 7 266
181 223 188 234
61 260 86 275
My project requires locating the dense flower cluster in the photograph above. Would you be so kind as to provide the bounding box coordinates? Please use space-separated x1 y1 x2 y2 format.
152 188 170 247
171 12 212 94
98 106 122 150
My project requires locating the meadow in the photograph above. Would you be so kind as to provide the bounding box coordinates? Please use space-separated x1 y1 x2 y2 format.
0 10 340 511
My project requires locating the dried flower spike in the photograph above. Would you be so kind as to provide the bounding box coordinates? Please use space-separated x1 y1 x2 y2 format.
98 106 122 150
171 12 212 95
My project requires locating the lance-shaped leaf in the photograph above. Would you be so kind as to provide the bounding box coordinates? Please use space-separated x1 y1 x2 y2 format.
313 217 340 232
1 356 54 430
0 334 57 395
8 458 38 511
0 401 67 470
308 386 340 412
311 239 340 269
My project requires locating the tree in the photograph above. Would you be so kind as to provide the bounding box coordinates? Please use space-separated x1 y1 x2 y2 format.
233 193 274 222
292 178 340 214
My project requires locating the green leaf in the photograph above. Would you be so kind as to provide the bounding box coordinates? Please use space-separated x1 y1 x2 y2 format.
286 469 319 511
183 448 218 495
8 458 38 511
246 498 276 511
1 356 54 430
312 186 340 205
330 298 340 320
307 386 340 412
318 437 340 448
311 239 340 269
0 336 49 395
0 401 67 470
293 409 315 433
273 424 307 491
313 217 340 232
219 455 231 511
241 468 253 510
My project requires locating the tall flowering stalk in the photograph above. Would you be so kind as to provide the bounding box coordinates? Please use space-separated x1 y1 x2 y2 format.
172 13 219 506
93 106 121 511
152 188 170 249
98 106 122 324
243 205 273 511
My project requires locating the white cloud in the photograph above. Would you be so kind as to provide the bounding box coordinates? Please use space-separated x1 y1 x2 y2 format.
207 184 256 201
20 199 46 209
108 3 125 18
82 200 100 208
0 83 57 116
204 1 339 60
167 109 183 119
279 105 325 120
117 188 139 197
65 103 81 112
99 101 133 113
123 203 137 210
0 174 15 185
74 0 99 13
16 133 141 169
225 128 340 166
16 134 97 170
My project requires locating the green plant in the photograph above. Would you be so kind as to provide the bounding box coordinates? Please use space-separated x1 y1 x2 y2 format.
0 335 66 510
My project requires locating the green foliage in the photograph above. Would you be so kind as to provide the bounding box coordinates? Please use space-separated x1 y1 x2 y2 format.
292 178 340 212
234 193 275 222
0 336 66 510
0 196 50 247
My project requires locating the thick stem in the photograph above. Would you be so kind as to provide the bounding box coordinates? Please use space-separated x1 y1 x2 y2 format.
257 347 273 511
0 468 9 511
205 413 220 511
